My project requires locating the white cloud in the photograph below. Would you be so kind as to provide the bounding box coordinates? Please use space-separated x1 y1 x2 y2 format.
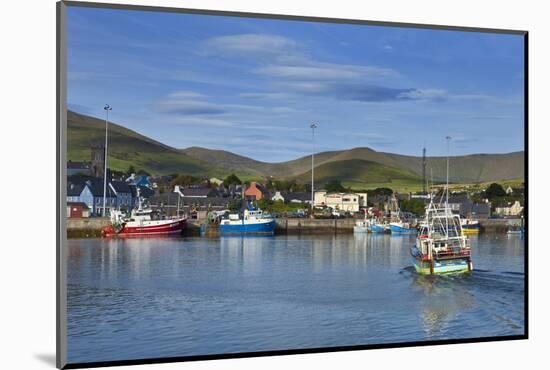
201 34 298 57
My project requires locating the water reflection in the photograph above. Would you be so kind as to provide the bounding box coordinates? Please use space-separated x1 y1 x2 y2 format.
67 233 524 363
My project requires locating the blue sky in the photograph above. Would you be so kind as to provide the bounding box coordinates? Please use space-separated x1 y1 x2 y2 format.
67 6 525 162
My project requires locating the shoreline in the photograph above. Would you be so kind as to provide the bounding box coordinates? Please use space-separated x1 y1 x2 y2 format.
66 217 524 239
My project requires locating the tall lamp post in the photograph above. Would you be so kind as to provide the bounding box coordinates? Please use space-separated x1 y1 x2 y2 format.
102 104 112 217
310 123 317 218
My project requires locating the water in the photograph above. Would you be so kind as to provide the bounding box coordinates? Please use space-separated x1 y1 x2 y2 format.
67 233 525 364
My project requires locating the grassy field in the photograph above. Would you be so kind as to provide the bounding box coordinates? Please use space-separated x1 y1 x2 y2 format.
68 110 524 193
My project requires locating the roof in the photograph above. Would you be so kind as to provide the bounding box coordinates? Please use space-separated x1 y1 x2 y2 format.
149 194 229 207
181 187 217 197
448 193 471 204
472 203 491 214
285 192 311 202
67 183 84 196
110 181 132 194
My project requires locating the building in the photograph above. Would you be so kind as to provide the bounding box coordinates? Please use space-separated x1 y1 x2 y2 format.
180 186 218 198
244 181 270 200
109 181 134 210
447 194 472 215
271 191 285 202
470 203 491 219
314 191 367 213
209 177 223 186
90 144 105 178
505 186 514 195
271 191 312 204
67 178 121 216
494 200 523 217
67 202 90 218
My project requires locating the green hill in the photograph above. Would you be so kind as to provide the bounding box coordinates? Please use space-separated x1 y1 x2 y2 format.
67 110 220 176
292 159 424 191
67 110 524 189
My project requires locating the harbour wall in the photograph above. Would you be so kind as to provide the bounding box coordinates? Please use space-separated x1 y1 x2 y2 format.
67 218 110 238
66 217 523 238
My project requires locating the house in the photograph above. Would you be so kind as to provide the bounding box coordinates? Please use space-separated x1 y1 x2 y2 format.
209 177 223 186
244 182 270 200
271 191 285 202
505 186 514 195
109 181 133 210
314 191 367 213
494 200 523 217
447 194 472 216
67 178 118 216
67 202 90 218
286 192 313 204
271 191 312 204
471 203 491 219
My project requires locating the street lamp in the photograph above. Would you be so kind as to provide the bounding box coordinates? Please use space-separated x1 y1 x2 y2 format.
445 135 451 207
102 104 112 217
310 123 317 218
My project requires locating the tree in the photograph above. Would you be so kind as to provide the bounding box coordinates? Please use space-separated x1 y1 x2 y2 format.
400 199 426 216
485 183 506 199
325 180 346 193
223 173 242 187
368 187 393 197
126 165 136 176
170 174 201 188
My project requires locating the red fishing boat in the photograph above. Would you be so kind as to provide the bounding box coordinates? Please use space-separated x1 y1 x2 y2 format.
101 193 186 237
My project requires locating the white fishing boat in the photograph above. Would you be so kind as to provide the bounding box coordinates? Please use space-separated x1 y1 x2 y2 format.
410 137 473 275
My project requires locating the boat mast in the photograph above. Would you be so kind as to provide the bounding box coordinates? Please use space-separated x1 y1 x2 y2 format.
445 136 451 238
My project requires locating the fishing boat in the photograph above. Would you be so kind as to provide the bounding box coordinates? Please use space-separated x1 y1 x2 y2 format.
461 218 480 234
389 220 417 234
354 210 372 233
410 136 473 275
216 202 276 235
411 201 472 274
101 194 186 237
371 221 389 233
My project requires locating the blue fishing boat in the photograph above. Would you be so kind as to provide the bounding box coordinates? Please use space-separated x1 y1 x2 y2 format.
389 221 417 234
371 222 389 233
218 203 276 235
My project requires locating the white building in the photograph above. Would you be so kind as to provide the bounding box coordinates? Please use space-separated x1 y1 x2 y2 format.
271 191 285 202
209 177 224 186
314 191 367 213
494 200 523 216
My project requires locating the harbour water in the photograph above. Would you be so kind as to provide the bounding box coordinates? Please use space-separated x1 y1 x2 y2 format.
67 233 525 364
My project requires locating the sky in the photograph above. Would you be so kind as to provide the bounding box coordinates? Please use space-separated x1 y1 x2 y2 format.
67 6 525 162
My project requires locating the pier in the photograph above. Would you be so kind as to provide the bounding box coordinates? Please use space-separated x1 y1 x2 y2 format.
66 217 523 238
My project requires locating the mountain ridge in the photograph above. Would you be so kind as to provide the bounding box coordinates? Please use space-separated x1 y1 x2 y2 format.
67 110 524 187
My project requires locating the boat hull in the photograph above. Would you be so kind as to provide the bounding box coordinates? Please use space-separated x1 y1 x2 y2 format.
412 257 472 274
218 219 276 235
353 226 370 233
102 219 186 237
371 224 387 233
389 224 417 234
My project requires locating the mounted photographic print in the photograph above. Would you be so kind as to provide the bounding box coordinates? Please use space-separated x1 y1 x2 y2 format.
57 1 527 368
